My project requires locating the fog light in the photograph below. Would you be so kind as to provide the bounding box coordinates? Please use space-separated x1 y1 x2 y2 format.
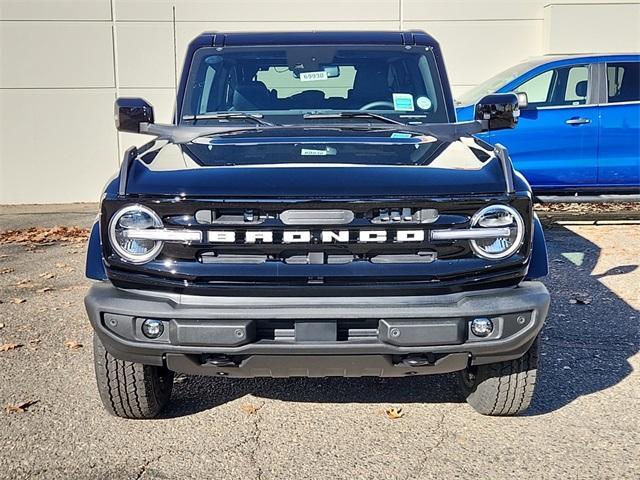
471 318 493 337
142 319 164 339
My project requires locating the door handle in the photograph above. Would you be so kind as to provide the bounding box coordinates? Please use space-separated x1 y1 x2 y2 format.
565 117 591 125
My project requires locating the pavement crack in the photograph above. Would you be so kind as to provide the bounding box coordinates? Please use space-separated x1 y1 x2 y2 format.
247 409 265 480
405 411 449 480
135 456 159 480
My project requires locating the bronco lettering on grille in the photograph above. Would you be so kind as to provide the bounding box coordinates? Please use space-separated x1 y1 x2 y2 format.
206 230 427 243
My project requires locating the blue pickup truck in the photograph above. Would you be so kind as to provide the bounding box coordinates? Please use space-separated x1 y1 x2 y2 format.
456 54 640 199
85 30 550 418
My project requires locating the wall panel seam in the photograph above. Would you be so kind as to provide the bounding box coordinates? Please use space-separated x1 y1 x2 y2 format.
110 0 121 165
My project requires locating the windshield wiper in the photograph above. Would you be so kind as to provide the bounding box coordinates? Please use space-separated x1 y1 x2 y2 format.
182 112 276 126
303 112 405 125
141 120 486 144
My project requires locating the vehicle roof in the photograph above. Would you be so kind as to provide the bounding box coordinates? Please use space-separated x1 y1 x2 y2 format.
193 30 439 47
523 52 640 66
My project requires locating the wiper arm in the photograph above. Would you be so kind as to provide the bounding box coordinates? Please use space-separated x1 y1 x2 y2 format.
141 123 266 143
182 112 275 126
303 112 405 125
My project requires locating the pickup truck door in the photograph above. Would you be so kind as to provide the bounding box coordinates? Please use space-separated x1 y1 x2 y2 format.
598 60 640 187
483 63 599 191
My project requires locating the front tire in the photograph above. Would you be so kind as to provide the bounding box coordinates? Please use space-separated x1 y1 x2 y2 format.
93 334 173 419
458 336 540 416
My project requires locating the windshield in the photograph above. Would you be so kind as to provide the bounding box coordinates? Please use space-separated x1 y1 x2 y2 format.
455 59 542 106
181 45 448 123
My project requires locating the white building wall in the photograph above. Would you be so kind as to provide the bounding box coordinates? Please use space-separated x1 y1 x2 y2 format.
1 0 639 204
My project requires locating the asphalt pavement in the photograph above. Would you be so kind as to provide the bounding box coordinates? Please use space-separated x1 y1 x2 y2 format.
0 208 638 480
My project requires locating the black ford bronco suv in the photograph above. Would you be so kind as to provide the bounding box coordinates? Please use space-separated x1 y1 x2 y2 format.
85 31 550 418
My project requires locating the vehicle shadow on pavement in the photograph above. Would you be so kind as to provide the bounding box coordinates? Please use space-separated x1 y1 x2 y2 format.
526 223 638 415
164 373 462 418
163 224 638 418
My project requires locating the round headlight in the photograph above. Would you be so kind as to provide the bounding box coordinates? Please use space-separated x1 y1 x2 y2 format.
108 205 163 264
470 204 524 260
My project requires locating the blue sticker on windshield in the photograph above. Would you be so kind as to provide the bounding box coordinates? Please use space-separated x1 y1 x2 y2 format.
392 93 415 111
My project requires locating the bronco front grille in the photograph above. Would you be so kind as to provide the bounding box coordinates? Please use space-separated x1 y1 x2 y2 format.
102 195 532 292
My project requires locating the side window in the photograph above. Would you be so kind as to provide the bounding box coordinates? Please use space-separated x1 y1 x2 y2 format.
564 66 589 103
607 62 640 103
516 65 589 107
517 70 553 104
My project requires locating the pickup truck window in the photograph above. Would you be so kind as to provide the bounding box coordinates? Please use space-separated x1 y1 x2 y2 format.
607 61 640 103
182 46 448 122
455 59 540 106
516 65 589 108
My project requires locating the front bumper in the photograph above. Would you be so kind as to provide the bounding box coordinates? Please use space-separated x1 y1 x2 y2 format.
85 281 549 377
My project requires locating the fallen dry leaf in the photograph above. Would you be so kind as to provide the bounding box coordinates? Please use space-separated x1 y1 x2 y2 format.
64 340 83 351
0 323 5 329
0 226 89 245
36 287 52 294
5 400 38 413
39 273 55 279
173 375 188 384
240 403 263 415
55 262 67 268
12 298 26 304
15 279 31 285
0 343 23 352
384 407 404 420
569 293 592 305
0 268 14 274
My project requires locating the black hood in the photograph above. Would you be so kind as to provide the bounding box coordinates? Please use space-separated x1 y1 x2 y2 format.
127 132 509 198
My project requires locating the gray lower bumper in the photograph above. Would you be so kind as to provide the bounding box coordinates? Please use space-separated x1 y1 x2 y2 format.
85 281 549 377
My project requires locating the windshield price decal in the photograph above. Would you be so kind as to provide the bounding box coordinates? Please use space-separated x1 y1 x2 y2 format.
300 71 328 82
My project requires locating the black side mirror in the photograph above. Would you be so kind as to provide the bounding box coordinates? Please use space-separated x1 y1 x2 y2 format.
475 93 519 131
115 98 154 133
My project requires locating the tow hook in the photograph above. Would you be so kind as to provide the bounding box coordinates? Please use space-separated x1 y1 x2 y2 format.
401 355 432 367
205 355 237 367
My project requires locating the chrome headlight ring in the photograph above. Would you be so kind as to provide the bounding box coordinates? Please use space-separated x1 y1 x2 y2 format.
108 204 164 264
469 204 525 260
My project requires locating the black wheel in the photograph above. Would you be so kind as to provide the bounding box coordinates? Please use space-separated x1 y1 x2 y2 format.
458 336 540 416
93 334 173 419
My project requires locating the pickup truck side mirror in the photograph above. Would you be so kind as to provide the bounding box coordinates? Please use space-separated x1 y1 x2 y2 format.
115 98 154 133
475 93 519 131
516 92 528 109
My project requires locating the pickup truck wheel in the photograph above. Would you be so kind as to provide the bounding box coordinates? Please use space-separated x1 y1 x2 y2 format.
458 336 539 416
93 334 173 419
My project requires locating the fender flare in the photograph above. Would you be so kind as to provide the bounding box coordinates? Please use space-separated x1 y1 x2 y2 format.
86 219 107 280
526 214 549 279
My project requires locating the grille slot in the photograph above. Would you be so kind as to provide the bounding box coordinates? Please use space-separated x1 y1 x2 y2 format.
255 319 379 342
280 209 354 225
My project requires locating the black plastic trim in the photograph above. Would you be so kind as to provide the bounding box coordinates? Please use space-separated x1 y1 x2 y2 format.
85 281 549 375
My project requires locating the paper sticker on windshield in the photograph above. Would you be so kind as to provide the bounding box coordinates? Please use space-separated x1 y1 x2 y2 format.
301 147 336 156
416 96 432 110
393 93 414 111
300 71 328 82
390 133 413 139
